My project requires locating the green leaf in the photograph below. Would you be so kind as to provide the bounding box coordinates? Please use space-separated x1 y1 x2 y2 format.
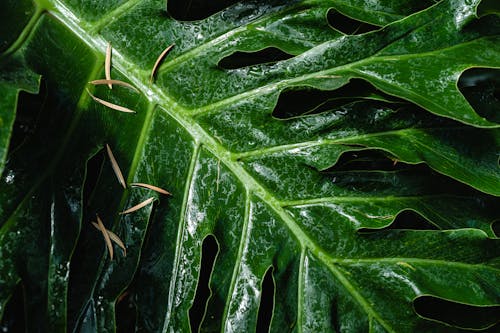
0 58 40 177
1 0 499 332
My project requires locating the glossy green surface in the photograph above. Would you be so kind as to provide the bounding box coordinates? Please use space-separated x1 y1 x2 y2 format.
0 0 37 53
0 58 40 177
0 0 499 332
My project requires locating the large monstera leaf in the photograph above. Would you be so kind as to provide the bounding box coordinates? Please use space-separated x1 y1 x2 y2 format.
1 0 499 332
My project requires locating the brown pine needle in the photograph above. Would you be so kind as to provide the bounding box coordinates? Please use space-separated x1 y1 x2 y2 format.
105 42 112 89
92 222 127 256
89 79 139 93
107 229 127 256
86 89 137 114
106 144 127 189
91 223 126 255
96 215 114 260
150 43 175 83
120 197 155 215
130 183 171 195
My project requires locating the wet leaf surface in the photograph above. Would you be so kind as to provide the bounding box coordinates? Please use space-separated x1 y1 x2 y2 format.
0 0 499 332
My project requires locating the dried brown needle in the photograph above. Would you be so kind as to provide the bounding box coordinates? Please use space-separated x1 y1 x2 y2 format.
130 183 171 195
120 197 155 215
96 215 114 260
105 42 112 89
107 229 127 256
92 222 127 256
89 79 139 93
150 43 175 83
86 89 136 114
106 144 127 189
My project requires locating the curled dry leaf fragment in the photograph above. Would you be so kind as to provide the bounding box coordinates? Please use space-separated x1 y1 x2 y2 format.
106 144 127 189
86 89 137 114
150 43 175 83
92 222 127 256
89 79 139 93
105 42 112 89
130 182 171 195
120 197 155 215
96 215 114 260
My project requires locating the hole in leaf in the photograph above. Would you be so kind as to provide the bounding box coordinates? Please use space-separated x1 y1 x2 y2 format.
329 150 403 172
167 0 240 21
82 149 105 208
492 220 500 238
414 296 500 330
218 47 293 70
0 284 25 333
189 235 219 333
359 210 439 234
272 79 400 119
116 291 136 333
324 151 486 195
256 267 275 333
458 68 500 123
327 9 379 35
477 0 500 17
8 79 48 155
330 299 341 333
390 210 439 230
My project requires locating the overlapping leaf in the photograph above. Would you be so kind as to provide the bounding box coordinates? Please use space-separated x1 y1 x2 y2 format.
0 0 499 332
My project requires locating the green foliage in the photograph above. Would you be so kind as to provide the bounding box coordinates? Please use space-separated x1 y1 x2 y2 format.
0 0 499 332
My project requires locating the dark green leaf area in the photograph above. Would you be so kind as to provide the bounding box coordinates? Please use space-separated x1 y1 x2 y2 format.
200 94 499 195
167 0 240 21
0 14 118 332
414 296 500 330
0 58 40 177
329 0 438 26
327 10 379 35
134 146 251 332
0 0 36 53
298 225 499 332
0 283 25 332
478 0 500 16
246 150 499 233
107 0 499 127
61 0 130 23
0 0 499 332
301 249 499 333
459 68 500 123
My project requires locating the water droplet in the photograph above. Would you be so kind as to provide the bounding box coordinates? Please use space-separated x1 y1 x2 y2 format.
5 170 15 184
